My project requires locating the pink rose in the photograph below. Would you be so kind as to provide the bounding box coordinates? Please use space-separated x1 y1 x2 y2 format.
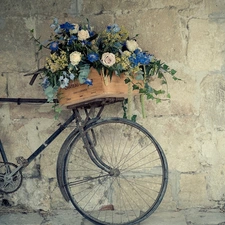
101 52 116 67
78 30 90 41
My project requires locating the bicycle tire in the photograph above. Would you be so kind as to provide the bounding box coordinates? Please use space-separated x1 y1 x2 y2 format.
59 118 168 225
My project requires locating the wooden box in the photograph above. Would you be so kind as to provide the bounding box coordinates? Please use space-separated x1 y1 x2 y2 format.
58 68 128 106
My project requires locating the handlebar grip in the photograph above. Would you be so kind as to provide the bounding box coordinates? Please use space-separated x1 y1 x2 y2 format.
29 73 38 86
24 68 45 86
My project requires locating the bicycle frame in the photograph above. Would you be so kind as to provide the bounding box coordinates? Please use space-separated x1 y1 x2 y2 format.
0 111 76 177
0 97 122 195
0 99 110 173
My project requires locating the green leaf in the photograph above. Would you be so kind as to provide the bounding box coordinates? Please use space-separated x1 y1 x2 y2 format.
173 76 181 81
131 115 137 122
78 65 90 83
132 84 139 90
167 93 171 98
124 78 131 84
135 74 144 80
162 64 169 71
38 45 43 51
139 89 146 94
44 86 58 102
161 80 167 85
144 83 153 93
154 89 165 95
146 93 154 100
171 69 177 75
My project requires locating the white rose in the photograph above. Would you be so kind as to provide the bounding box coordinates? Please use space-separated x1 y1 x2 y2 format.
101 52 116 67
78 29 90 41
70 51 81 66
126 40 139 52
70 23 79 34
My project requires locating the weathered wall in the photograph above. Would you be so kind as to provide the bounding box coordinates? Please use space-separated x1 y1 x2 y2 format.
1 0 225 212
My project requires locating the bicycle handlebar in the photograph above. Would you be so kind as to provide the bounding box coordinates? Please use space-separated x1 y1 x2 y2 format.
24 68 45 86
0 98 58 104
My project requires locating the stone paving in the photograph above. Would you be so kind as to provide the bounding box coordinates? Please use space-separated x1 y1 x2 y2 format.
0 207 224 225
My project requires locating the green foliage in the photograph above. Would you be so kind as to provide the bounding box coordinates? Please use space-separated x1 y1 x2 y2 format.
78 65 90 84
122 99 137 122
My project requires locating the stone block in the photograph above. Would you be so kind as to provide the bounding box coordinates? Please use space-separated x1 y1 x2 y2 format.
138 115 201 173
0 73 7 97
187 19 225 72
0 0 74 18
206 164 225 201
82 0 120 14
200 74 225 129
49 179 73 209
133 69 198 118
206 0 225 19
10 178 51 211
0 213 43 225
115 8 184 63
159 174 179 211
178 173 212 208
7 72 44 98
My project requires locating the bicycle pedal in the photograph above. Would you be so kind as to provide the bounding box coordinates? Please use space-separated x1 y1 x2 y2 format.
16 156 29 167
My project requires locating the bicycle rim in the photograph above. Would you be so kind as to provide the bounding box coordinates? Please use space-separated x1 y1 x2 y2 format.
63 118 168 225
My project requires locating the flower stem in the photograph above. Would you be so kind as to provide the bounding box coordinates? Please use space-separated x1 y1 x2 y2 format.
102 68 109 86
127 81 132 120
141 65 147 119
140 94 146 118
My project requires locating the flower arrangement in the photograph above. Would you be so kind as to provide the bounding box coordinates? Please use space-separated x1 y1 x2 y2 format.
31 18 178 119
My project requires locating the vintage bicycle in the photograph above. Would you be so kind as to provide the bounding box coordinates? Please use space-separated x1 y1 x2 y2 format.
0 95 168 225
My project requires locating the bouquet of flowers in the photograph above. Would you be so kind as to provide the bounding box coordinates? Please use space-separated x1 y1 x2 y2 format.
31 18 178 119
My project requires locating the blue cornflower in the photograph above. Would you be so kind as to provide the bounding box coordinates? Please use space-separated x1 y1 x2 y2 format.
59 76 69 88
49 42 59 52
106 24 120 33
83 78 93 86
87 53 99 62
82 40 92 46
136 51 151 65
50 18 61 33
129 55 139 67
89 30 95 37
41 77 50 89
60 22 75 32
68 35 77 45
132 49 152 65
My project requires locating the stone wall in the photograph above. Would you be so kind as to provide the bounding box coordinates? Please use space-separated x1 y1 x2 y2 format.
1 0 225 212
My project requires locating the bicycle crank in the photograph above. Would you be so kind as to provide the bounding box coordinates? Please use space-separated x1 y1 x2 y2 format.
0 162 23 193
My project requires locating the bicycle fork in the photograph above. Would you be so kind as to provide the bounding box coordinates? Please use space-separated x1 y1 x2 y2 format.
74 107 112 174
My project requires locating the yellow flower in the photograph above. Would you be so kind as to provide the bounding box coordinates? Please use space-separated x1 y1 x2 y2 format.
45 51 68 72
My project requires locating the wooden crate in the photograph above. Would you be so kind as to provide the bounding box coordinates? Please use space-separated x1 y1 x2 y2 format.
58 68 128 106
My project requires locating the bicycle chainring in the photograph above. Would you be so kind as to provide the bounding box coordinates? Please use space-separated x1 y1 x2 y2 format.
0 162 23 193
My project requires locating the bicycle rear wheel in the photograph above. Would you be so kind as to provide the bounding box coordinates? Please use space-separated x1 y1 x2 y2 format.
62 118 168 225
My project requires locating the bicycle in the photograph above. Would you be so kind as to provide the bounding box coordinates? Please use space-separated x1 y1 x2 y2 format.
0 96 168 225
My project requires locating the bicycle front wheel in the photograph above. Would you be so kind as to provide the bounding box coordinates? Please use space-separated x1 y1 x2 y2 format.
62 118 168 225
